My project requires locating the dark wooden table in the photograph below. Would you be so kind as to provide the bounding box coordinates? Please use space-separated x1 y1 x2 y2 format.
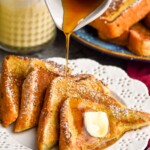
0 29 128 71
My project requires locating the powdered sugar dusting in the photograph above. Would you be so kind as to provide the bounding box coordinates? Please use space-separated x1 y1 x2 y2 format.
101 0 142 21
60 99 72 143
44 59 71 76
109 105 128 119
21 70 39 115
5 76 16 99
102 0 126 17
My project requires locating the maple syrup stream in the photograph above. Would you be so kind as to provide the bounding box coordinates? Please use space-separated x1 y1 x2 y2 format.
62 0 103 76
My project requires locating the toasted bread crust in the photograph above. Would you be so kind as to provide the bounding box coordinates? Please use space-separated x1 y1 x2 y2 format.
25 58 71 76
128 23 150 56
90 0 150 38
98 30 129 46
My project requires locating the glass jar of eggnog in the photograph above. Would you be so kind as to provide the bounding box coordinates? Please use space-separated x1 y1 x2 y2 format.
0 0 56 53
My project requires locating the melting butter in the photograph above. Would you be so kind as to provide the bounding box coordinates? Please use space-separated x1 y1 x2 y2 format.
84 111 109 138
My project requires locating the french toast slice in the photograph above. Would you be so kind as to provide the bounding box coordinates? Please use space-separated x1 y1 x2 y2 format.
128 23 150 56
25 58 71 76
98 30 129 46
1 55 70 127
143 12 150 29
14 68 58 132
37 75 124 150
90 0 150 38
1 56 30 127
59 98 150 150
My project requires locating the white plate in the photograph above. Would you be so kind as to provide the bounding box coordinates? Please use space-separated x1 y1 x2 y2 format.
0 58 150 150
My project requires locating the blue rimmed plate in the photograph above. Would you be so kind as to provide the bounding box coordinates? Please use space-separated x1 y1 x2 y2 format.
72 26 150 62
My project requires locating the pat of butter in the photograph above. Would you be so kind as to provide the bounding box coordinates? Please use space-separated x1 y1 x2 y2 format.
84 111 109 138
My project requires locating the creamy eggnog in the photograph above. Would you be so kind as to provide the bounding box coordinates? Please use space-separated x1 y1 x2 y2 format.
0 0 56 53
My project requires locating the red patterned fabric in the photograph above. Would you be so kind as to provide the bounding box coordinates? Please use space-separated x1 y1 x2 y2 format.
127 62 150 94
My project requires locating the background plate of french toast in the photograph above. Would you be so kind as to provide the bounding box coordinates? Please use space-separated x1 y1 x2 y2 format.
0 55 150 150
73 0 150 61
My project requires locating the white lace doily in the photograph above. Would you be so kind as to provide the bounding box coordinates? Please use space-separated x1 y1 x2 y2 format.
0 58 150 150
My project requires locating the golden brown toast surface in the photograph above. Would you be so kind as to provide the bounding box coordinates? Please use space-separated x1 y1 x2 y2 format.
101 0 136 22
90 0 150 38
37 74 125 150
128 23 150 56
25 58 71 76
98 29 129 46
96 22 150 56
1 56 30 127
59 98 150 150
1 55 70 127
14 68 58 132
